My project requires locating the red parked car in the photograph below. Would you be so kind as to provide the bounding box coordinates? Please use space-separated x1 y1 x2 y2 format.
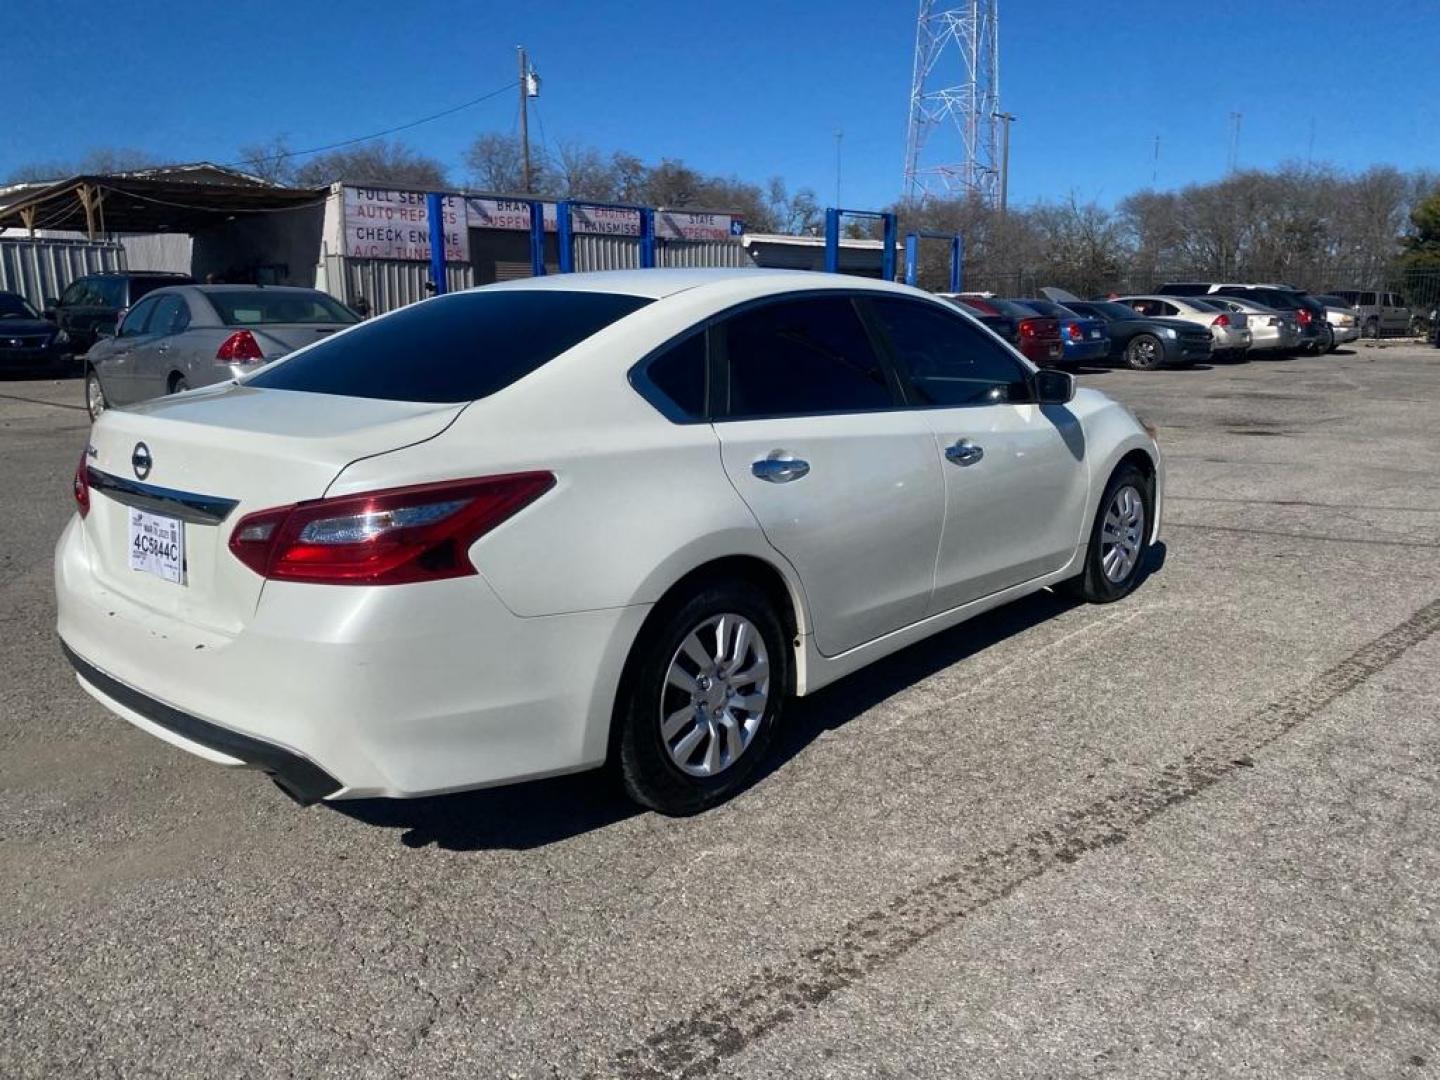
956 295 1063 367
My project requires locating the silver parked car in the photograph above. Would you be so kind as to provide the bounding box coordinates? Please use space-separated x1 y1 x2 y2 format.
1311 295 1361 346
1203 296 1301 353
1114 295 1253 359
84 285 359 419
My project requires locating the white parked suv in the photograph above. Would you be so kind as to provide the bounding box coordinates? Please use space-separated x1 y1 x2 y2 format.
56 270 1163 815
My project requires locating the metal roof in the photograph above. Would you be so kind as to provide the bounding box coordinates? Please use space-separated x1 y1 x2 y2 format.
0 163 325 237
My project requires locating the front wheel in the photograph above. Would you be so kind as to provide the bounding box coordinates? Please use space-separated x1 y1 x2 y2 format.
1058 463 1153 604
1124 334 1164 370
84 368 107 421
615 581 788 815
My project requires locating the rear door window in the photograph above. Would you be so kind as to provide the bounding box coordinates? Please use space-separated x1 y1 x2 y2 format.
717 295 896 419
149 295 188 336
118 297 159 337
247 289 652 403
867 297 1032 407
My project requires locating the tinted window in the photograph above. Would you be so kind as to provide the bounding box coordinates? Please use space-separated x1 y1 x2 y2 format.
95 278 126 307
208 289 358 326
247 290 652 403
59 280 86 306
1359 291 1377 305
150 295 187 336
985 298 1041 319
719 296 893 419
869 298 1031 407
119 297 159 337
643 331 707 419
0 293 37 319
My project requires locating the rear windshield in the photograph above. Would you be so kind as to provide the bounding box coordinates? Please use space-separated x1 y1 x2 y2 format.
247 289 653 403
986 298 1041 318
1017 299 1077 318
209 289 358 326
1215 287 1302 310
1185 298 1224 311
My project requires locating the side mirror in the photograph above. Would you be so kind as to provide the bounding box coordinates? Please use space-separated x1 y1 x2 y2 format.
1034 368 1075 405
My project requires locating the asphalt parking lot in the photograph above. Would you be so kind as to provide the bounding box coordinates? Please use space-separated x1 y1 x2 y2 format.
3 340 1438 1079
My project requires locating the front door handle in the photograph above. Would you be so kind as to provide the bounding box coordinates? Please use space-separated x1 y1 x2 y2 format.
945 439 984 466
752 455 811 483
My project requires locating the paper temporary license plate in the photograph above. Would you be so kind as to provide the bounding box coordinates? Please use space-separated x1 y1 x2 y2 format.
128 508 185 584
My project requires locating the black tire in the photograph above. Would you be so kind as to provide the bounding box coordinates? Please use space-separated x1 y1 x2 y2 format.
615 579 788 815
168 374 190 394
1364 317 1380 339
1323 325 1339 353
84 368 107 421
1058 462 1153 604
1124 334 1164 370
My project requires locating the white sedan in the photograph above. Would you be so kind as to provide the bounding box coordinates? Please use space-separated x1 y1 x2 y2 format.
56 270 1163 815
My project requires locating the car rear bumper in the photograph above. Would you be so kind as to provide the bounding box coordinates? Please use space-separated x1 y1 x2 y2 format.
54 514 650 801
1332 326 1359 343
1063 339 1110 363
1163 337 1213 364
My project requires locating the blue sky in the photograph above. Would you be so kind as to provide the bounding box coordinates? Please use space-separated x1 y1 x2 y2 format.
6 0 1439 210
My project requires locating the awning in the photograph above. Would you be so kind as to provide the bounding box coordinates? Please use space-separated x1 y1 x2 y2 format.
0 163 327 238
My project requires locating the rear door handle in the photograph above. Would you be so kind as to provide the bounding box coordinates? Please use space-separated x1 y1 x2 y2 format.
945 439 984 466
752 456 811 483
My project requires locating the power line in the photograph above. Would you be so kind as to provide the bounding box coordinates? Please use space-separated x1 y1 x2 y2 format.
226 80 518 169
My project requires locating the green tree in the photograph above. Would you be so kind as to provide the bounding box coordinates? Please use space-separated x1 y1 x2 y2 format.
1401 186 1440 268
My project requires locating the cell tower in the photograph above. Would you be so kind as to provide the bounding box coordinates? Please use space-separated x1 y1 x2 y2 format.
903 0 1001 203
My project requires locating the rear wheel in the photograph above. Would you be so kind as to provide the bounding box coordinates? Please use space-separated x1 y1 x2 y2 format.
616 580 787 815
1364 316 1380 339
84 368 107 421
168 374 190 394
1059 463 1152 604
1123 334 1164 370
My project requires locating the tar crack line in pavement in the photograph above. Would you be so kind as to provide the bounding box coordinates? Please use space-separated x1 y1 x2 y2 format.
606 594 1440 1080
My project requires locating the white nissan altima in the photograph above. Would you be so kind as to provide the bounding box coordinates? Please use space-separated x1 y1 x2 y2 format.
56 269 1162 815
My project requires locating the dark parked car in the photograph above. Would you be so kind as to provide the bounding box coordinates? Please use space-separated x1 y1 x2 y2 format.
1015 298 1110 366
937 294 1017 341
1060 300 1214 369
0 290 71 374
46 271 194 354
951 295 1063 367
1155 282 1332 354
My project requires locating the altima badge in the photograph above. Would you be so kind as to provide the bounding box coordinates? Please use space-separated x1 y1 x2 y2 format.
131 442 152 480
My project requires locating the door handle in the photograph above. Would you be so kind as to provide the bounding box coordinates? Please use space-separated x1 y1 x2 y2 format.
945 439 984 466
157 342 171 353
751 455 811 483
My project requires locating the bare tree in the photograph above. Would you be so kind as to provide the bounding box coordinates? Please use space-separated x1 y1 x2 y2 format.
464 133 550 195
237 136 297 186
294 140 448 189
552 141 617 201
5 147 157 184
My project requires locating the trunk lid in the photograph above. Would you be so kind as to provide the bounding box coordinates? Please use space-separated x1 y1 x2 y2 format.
248 323 351 356
81 382 464 633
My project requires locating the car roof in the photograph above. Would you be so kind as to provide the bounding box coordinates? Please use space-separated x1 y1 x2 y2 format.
474 267 924 301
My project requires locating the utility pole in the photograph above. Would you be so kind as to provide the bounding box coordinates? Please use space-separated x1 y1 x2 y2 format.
517 45 532 193
994 111 1015 213
1152 134 1160 186
1227 111 1242 173
834 129 843 207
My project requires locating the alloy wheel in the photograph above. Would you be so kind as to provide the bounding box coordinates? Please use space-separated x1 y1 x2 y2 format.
660 613 770 778
1100 485 1145 583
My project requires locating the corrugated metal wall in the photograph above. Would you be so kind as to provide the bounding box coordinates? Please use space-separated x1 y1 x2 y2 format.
320 255 474 314
0 238 126 308
658 239 749 269
317 236 748 313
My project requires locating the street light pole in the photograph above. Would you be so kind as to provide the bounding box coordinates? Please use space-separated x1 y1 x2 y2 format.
994 112 1016 214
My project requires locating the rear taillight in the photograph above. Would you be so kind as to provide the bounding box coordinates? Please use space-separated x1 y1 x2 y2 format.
217 330 265 362
1296 308 1313 326
1066 322 1083 341
1019 319 1037 338
73 452 90 518
228 473 555 585
1211 313 1230 328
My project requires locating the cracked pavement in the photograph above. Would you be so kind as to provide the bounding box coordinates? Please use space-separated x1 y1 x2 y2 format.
2 339 1438 1077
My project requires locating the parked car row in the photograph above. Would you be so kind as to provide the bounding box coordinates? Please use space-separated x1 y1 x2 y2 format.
931 279 1402 372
